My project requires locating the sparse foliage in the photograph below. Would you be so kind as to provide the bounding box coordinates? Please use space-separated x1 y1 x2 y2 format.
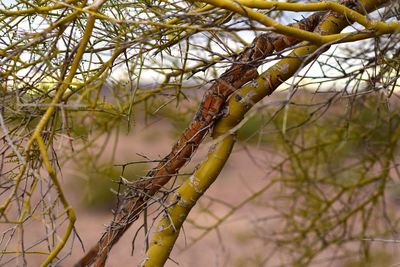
0 0 400 266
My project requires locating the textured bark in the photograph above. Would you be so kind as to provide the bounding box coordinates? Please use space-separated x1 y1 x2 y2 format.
75 12 324 267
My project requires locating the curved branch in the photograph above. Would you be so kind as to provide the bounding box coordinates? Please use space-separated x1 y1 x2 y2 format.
200 0 400 45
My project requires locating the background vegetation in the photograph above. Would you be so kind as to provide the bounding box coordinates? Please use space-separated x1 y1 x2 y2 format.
1 0 400 266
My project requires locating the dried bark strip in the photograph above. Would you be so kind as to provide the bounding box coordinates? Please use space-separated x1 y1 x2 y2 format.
76 12 324 267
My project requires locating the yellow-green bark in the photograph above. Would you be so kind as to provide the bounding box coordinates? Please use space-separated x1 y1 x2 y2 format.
201 0 399 45
143 0 391 266
143 136 235 267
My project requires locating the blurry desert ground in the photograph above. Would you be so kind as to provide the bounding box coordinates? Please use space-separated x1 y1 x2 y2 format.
62 100 279 267
2 90 400 267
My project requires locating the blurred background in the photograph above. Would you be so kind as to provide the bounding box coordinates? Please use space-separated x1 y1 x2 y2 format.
1 0 400 266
